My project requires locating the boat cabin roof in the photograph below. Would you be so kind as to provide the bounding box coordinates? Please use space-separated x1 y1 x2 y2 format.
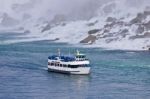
48 55 75 62
76 54 86 58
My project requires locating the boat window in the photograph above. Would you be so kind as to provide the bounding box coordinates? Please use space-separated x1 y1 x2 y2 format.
63 64 67 67
51 63 54 66
76 56 79 58
48 62 51 65
56 63 59 66
60 64 62 67
68 65 78 68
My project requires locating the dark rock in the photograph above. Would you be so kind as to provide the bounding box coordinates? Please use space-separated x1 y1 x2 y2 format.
103 33 115 38
121 29 128 34
130 18 140 24
129 32 150 40
48 38 60 41
104 22 115 29
105 37 118 43
55 38 59 40
88 29 100 34
145 45 150 51
130 11 150 25
121 33 128 38
106 17 116 22
119 29 129 38
61 23 66 26
143 21 150 30
103 29 110 33
116 21 124 26
41 24 51 32
104 20 124 28
137 13 147 19
130 17 141 24
87 23 95 26
87 20 98 26
130 12 146 24
136 25 145 34
144 11 150 16
80 35 96 44
144 32 150 37
96 33 103 38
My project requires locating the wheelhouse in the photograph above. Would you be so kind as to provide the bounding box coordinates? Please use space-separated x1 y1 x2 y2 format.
75 54 88 61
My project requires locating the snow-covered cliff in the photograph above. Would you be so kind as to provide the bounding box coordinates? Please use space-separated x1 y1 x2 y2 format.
0 0 150 50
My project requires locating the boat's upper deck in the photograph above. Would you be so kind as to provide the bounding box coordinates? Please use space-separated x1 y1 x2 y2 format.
48 55 76 62
48 53 90 66
48 54 88 62
48 50 89 63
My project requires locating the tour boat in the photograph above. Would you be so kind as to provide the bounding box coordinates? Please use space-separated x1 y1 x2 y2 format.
48 50 91 74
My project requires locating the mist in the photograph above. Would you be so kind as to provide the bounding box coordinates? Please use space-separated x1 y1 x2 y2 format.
0 0 112 22
0 0 150 22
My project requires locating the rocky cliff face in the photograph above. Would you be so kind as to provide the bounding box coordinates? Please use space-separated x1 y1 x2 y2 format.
84 10 150 40
78 8 150 50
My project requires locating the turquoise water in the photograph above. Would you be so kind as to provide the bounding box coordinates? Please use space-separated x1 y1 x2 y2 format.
0 40 150 99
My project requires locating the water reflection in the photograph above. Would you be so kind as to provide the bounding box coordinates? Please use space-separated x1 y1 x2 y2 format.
46 72 91 98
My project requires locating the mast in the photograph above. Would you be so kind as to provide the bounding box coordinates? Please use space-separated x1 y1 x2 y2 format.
76 49 80 55
58 49 61 57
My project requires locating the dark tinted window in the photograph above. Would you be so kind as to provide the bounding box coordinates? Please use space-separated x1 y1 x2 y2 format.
56 63 59 66
51 63 54 66
63 64 67 67
68 65 79 68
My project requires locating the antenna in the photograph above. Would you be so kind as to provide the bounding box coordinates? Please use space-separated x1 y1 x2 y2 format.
58 49 60 57
76 49 80 55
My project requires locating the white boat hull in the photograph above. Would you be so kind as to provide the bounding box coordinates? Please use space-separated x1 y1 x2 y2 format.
48 65 90 75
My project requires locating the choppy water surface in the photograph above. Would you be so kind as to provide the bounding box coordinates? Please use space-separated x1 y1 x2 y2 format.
0 40 150 99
